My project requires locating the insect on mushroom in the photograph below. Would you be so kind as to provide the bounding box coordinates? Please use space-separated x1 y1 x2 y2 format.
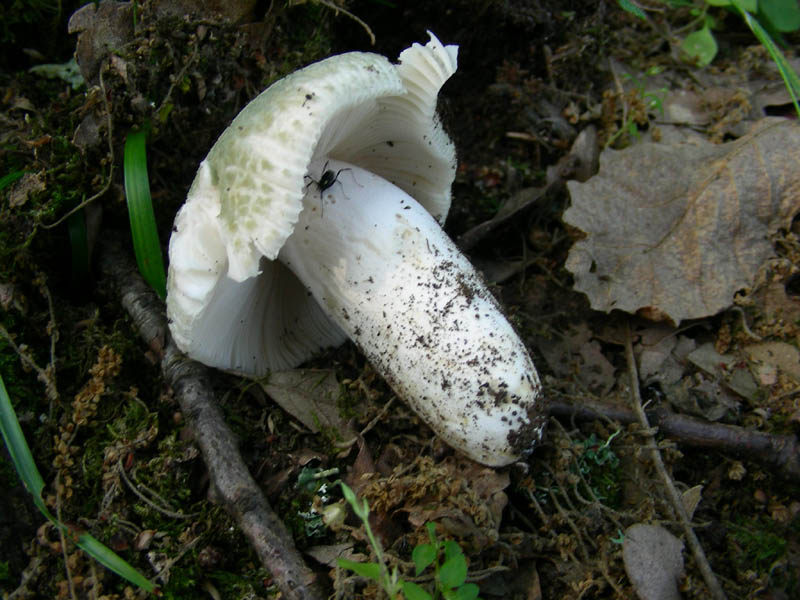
304 160 353 215
166 32 546 467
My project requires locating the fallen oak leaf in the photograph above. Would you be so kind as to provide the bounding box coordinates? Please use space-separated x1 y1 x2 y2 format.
564 118 800 324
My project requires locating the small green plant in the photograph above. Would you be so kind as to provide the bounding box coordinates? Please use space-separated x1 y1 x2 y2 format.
576 431 622 504
337 481 481 600
605 68 667 148
295 466 340 539
407 523 481 600
578 431 620 471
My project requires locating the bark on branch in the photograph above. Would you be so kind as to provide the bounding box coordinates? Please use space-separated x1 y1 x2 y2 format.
99 240 325 600
549 396 800 481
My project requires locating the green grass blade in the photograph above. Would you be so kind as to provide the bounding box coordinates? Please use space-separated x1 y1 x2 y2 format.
0 374 155 592
124 129 167 300
77 533 155 592
735 2 800 117
0 374 48 514
0 170 25 191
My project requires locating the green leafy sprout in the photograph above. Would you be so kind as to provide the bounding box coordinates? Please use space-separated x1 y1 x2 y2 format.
576 431 622 504
337 481 481 600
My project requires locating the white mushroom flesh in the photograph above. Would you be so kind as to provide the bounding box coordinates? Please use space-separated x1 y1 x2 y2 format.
279 159 545 466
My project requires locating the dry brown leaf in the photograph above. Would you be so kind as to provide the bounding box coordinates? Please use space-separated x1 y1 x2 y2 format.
536 322 616 395
687 342 759 401
564 118 800 323
9 172 46 208
304 543 358 568
260 369 356 439
681 485 703 521
745 341 800 383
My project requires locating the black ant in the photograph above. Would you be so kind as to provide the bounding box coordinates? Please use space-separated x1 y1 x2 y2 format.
304 160 350 195
304 160 351 216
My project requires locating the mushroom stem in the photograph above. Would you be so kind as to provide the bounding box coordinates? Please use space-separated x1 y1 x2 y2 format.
279 159 544 466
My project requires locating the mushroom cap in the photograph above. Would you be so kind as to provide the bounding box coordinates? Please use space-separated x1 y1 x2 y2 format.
167 33 458 374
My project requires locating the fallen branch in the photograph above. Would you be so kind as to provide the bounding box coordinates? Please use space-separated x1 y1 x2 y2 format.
99 240 325 600
548 394 800 482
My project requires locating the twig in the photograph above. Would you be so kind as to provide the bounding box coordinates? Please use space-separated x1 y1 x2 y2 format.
547 395 800 482
99 238 326 600
89 560 99 600
334 396 396 449
6 552 44 600
313 0 375 45
624 323 727 600
34 272 60 417
156 43 199 118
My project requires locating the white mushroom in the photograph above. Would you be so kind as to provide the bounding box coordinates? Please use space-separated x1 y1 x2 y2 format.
166 33 545 466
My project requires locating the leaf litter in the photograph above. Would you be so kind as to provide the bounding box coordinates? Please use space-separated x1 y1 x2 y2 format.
6 4 800 600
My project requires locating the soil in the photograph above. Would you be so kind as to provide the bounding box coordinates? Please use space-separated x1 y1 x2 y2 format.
1 1 799 599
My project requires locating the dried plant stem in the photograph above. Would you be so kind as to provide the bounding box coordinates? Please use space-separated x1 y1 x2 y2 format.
624 323 727 600
116 458 197 520
55 473 78 600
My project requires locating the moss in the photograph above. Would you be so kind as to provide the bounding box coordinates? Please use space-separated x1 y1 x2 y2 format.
160 565 199 599
728 515 799 594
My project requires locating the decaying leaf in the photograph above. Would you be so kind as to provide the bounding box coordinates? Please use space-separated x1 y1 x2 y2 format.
635 325 696 386
564 119 800 324
745 341 800 383
622 523 685 600
537 322 616 395
681 485 703 520
304 543 358 568
9 172 46 208
260 369 356 439
361 455 509 548
687 342 758 401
